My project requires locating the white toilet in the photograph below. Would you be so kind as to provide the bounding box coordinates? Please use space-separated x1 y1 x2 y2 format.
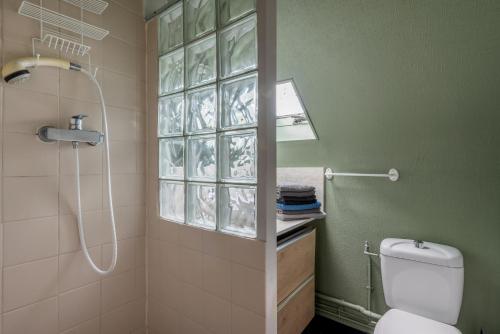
375 238 464 334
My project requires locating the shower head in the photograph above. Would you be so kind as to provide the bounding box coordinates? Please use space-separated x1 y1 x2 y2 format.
1 56 81 84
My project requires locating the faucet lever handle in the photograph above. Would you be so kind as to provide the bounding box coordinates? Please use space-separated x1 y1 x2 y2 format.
71 114 88 120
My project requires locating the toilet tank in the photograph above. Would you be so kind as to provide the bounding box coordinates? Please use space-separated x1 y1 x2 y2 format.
380 238 464 325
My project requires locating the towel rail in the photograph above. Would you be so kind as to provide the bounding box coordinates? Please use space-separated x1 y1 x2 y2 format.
324 168 399 182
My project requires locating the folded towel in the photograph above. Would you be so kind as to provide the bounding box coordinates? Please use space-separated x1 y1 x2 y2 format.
277 184 315 193
276 201 321 211
277 208 321 215
277 197 317 205
277 211 326 221
276 190 316 198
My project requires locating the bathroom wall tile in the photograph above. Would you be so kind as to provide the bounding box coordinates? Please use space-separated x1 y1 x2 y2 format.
135 237 146 267
3 86 58 134
148 302 179 334
115 206 146 240
103 1 138 46
113 0 143 16
2 0 57 41
203 293 231 334
3 257 58 311
103 70 138 110
160 240 179 280
60 143 103 176
107 107 139 142
146 18 158 53
230 263 265 316
201 230 232 261
59 211 111 253
178 247 203 288
2 297 58 334
59 247 102 293
202 254 231 301
60 69 102 103
136 47 147 83
137 142 146 174
100 300 136 334
179 283 205 326
134 267 146 299
3 176 58 222
136 112 146 142
230 237 265 271
59 174 102 214
106 174 143 207
3 132 59 176
178 224 203 251
104 37 137 78
230 304 265 334
110 140 137 174
101 270 136 313
3 216 58 266
58 282 100 331
102 238 136 276
179 315 210 334
60 317 100 334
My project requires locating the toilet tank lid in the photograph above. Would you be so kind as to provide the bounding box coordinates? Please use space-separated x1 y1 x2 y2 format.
380 238 463 268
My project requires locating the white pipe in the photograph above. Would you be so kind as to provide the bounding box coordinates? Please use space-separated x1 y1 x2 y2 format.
316 293 382 320
74 69 117 275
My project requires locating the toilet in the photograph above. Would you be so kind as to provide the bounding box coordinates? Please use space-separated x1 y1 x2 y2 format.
375 238 464 334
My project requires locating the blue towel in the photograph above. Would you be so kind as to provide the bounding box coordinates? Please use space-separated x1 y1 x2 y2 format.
276 201 321 211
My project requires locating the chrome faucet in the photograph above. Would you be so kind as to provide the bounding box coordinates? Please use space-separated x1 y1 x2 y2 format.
37 114 103 147
414 240 424 249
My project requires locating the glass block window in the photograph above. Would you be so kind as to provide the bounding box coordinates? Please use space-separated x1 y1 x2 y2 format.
158 0 258 238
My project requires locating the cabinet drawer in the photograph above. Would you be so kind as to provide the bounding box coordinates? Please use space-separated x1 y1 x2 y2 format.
278 276 315 334
277 229 316 304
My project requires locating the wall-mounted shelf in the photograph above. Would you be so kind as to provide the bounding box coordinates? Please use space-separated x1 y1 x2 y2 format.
19 1 109 40
63 0 109 15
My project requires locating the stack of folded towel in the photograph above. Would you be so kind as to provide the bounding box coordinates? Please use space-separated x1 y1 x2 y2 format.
276 184 326 221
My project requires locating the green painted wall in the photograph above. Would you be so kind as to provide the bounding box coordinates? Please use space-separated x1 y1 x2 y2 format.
277 0 500 332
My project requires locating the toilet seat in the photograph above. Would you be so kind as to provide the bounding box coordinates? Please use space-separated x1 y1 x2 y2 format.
374 309 462 334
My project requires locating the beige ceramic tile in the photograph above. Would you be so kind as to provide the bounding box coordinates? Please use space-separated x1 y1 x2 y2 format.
135 267 146 299
102 238 136 276
160 240 180 279
3 257 58 311
146 18 158 53
230 237 266 271
178 225 203 251
59 247 102 292
106 174 143 207
3 216 58 266
202 230 232 261
202 254 231 301
179 316 210 334
107 107 139 142
60 317 100 334
3 132 59 176
148 301 179 334
59 211 111 253
230 264 266 316
115 205 146 240
3 86 58 134
203 293 231 334
110 140 137 174
103 70 138 110
135 236 146 267
60 142 103 176
102 1 138 45
58 282 101 331
3 176 58 222
100 301 135 334
2 297 58 334
230 304 265 334
101 270 136 313
113 0 143 15
104 36 137 77
179 247 203 288
2 0 57 41
137 142 146 173
179 282 205 325
60 68 102 103
59 174 102 214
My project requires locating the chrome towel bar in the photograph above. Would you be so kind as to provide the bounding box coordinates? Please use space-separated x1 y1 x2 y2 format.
324 168 399 182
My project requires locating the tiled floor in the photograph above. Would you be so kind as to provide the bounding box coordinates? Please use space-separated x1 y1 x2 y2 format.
303 316 364 334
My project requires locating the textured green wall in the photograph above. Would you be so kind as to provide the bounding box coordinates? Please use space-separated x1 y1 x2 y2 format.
277 1 500 332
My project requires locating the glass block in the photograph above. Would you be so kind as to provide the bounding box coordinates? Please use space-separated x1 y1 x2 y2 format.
185 0 216 42
159 48 184 95
159 138 184 179
187 183 216 230
219 129 256 183
158 93 184 137
219 15 257 78
220 73 257 129
218 184 256 238
219 0 255 27
186 34 216 88
159 180 185 223
186 85 216 134
158 2 183 54
186 135 216 181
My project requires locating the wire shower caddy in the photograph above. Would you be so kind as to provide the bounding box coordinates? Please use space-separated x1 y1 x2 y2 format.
18 0 109 73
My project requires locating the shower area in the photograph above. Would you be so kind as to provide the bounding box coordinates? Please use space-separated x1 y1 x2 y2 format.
0 0 277 333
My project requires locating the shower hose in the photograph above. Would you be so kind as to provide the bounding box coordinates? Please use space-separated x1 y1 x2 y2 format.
73 69 117 275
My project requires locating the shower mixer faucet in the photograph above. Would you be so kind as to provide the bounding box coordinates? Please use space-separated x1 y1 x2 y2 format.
37 114 104 147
